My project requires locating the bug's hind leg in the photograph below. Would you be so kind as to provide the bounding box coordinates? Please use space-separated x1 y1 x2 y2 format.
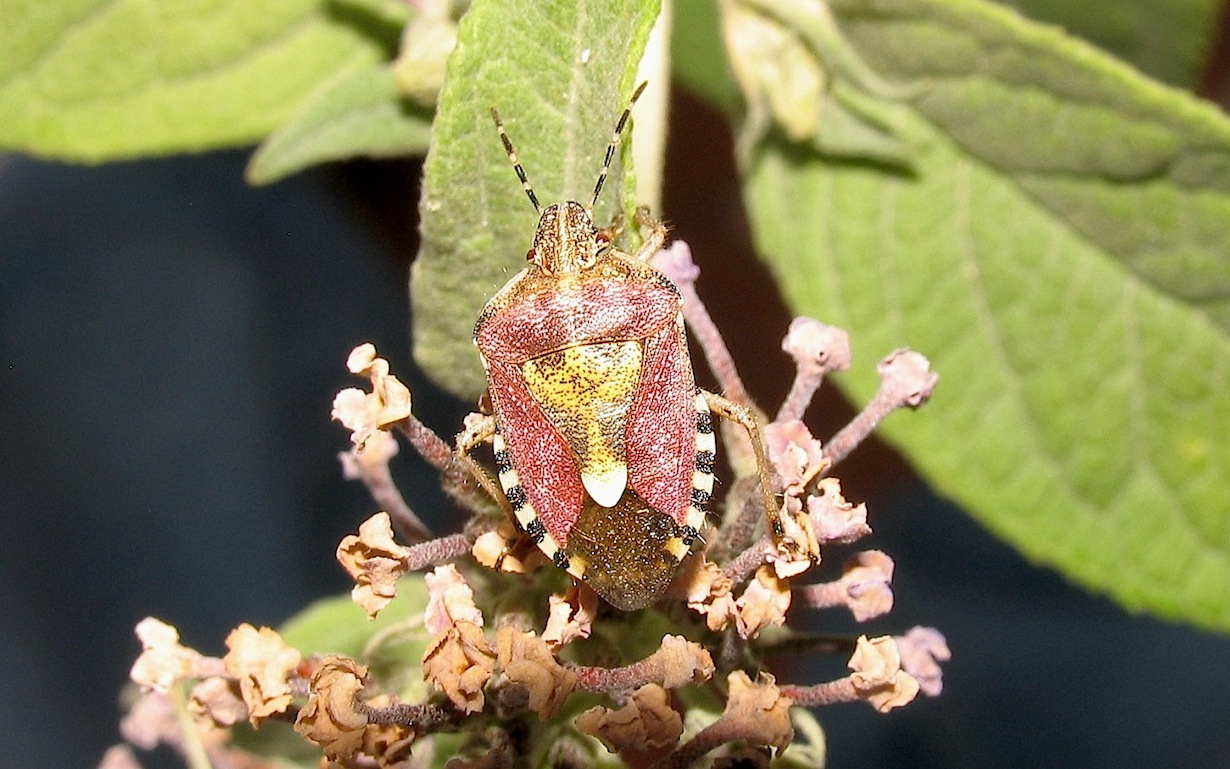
701 391 810 562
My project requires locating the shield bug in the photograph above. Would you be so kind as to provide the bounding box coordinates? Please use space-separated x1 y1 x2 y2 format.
457 84 784 610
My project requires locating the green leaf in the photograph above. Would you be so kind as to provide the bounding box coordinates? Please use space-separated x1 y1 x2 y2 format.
991 0 1223 89
672 0 740 111
247 63 432 184
279 581 427 659
0 0 405 161
410 0 662 398
743 0 1230 631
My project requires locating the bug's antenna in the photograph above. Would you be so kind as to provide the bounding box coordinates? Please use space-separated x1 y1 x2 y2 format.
491 107 541 214
589 81 648 210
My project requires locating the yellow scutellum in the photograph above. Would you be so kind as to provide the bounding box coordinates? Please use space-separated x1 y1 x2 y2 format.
337 512 412 618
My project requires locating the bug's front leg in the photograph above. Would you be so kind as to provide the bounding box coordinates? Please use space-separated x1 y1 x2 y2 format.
631 206 667 262
455 413 511 516
702 391 804 560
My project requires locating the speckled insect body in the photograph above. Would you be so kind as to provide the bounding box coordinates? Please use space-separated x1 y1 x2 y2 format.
460 85 775 611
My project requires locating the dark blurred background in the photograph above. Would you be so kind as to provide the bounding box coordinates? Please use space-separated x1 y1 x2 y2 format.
3 79 1230 769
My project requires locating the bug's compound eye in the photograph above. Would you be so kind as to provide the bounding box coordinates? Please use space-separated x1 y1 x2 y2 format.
525 248 536 262
595 231 611 246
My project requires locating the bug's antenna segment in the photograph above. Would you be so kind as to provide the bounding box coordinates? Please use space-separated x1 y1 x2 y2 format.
589 81 648 210
491 107 541 213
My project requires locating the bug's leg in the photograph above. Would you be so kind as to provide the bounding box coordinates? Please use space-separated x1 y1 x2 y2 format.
454 414 511 515
701 391 801 559
631 206 667 262
596 211 626 252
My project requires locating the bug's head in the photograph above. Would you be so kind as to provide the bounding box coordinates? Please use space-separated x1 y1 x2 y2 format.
530 201 599 274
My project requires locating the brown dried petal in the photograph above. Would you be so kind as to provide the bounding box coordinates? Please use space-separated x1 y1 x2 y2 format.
575 683 683 755
496 627 577 718
333 343 413 454
189 677 248 728
724 671 794 752
423 563 483 634
421 621 496 714
542 585 599 649
656 635 716 689
736 566 792 639
294 655 370 759
471 520 549 574
681 557 737 632
769 495 820 579
848 636 921 713
807 478 871 543
337 512 411 618
129 618 217 693
223 623 302 725
764 419 827 495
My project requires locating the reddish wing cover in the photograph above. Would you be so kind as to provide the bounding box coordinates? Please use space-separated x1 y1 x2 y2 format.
476 269 678 364
484 357 584 543
626 315 696 525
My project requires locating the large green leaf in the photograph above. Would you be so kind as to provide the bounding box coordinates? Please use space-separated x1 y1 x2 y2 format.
0 0 404 160
410 0 662 397
246 62 432 184
991 0 1223 89
743 0 1230 631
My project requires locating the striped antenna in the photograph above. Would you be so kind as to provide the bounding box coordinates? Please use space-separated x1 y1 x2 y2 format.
589 81 648 209
491 107 541 213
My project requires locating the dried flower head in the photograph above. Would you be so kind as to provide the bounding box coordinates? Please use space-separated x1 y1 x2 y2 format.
678 553 733 634
294 655 370 759
495 626 576 718
896 626 951 697
575 683 683 758
223 623 301 725
736 566 792 639
423 563 483 634
541 584 599 648
421 620 496 714
848 635 922 712
332 343 413 454
808 477 872 543
109 238 949 768
129 618 220 693
337 512 412 618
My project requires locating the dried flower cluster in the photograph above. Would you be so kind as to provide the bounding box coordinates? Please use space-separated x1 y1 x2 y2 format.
106 239 948 768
